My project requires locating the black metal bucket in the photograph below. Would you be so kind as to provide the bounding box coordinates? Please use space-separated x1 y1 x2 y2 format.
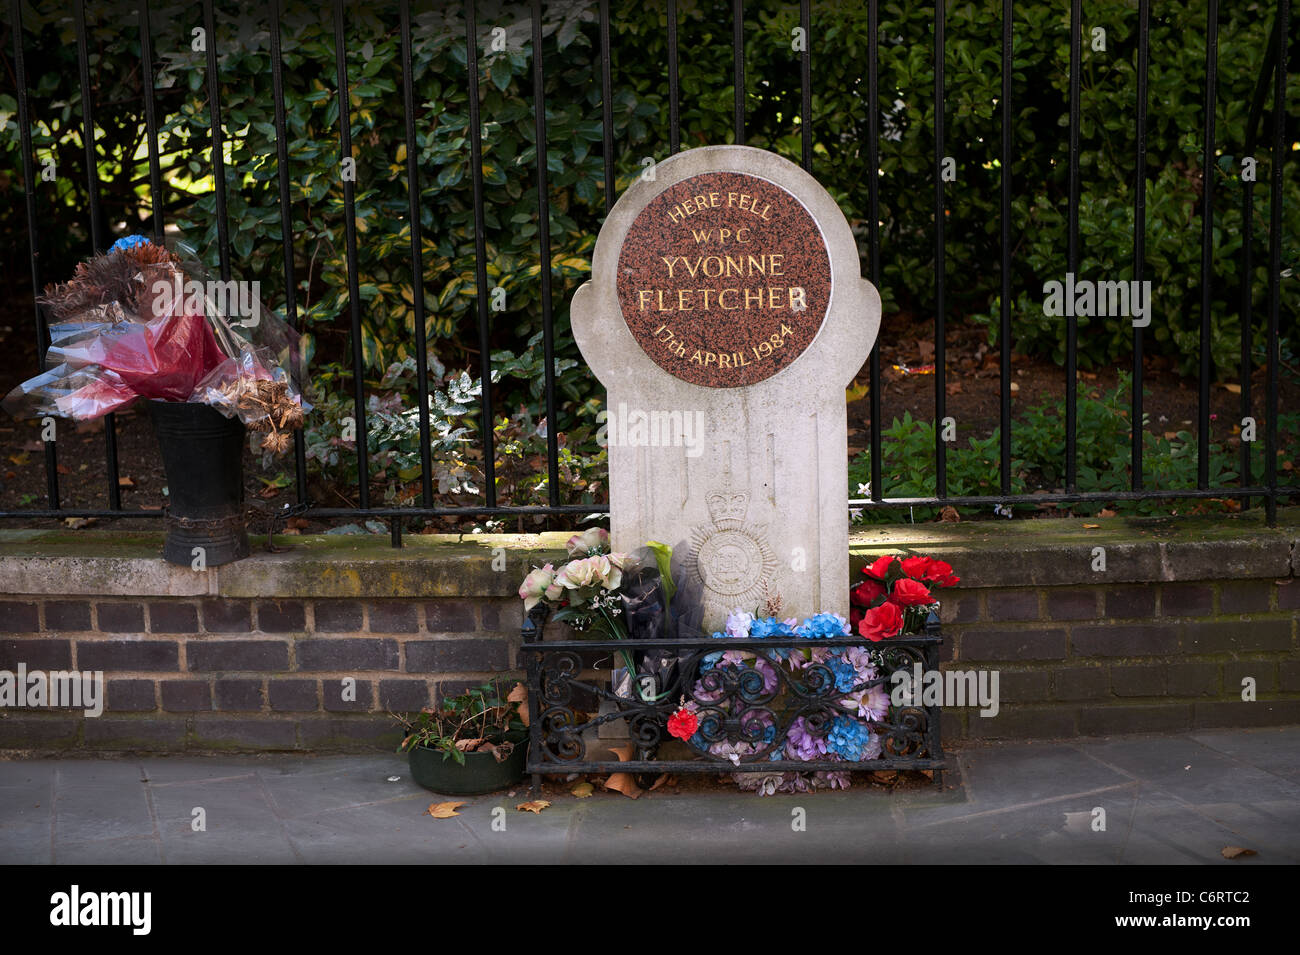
148 400 249 567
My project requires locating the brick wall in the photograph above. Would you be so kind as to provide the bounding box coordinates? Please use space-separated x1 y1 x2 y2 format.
0 595 522 752
937 579 1300 740
1 514 1297 753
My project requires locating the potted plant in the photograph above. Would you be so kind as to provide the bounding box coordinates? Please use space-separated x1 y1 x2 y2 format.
2 234 306 566
395 682 528 795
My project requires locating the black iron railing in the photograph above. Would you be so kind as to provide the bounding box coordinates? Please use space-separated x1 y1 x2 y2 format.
520 604 947 790
2 0 1295 539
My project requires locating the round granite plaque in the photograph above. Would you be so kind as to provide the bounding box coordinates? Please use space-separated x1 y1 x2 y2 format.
616 170 832 388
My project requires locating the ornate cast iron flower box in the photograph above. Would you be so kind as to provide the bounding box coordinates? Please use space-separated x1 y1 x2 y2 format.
521 604 947 790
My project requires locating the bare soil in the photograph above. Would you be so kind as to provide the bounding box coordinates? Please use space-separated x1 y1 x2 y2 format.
2 293 1293 532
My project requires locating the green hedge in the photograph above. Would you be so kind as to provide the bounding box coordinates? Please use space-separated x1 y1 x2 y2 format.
2 0 1296 411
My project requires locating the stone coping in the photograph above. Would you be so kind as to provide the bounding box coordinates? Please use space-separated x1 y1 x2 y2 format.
0 509 1295 598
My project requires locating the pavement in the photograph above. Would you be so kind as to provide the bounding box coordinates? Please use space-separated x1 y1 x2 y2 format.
2 726 1297 864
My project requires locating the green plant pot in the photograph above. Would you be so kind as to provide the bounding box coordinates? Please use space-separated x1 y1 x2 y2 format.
407 730 528 796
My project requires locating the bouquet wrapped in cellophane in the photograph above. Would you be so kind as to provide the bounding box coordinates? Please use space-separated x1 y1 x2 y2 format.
3 234 308 452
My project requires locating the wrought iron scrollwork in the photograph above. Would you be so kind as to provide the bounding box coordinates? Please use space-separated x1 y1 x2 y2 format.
521 607 947 783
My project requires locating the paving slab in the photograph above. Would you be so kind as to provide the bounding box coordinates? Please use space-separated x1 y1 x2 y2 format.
259 756 412 818
1190 727 1300 779
1074 735 1300 804
54 765 154 844
0 728 1295 864
900 792 1137 864
150 777 299 865
1117 794 1274 865
54 835 163 865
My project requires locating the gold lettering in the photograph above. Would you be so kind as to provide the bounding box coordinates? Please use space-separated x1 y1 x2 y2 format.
719 289 739 310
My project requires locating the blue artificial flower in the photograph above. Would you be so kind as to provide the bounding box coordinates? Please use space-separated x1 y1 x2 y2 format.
699 632 730 672
750 616 797 638
825 715 873 761
796 612 850 639
109 234 151 254
828 656 859 694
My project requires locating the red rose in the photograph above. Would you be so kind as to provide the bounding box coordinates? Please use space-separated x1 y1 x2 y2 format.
862 555 895 581
900 555 933 579
923 559 960 587
851 579 886 607
857 601 903 642
889 577 935 607
667 709 699 741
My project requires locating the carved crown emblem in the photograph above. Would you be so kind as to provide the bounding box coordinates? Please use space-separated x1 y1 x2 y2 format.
706 490 749 524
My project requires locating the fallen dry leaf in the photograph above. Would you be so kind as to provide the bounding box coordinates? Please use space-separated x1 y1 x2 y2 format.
62 517 97 529
938 506 960 523
1083 523 1101 529
427 801 466 819
516 800 550 813
603 773 643 799
602 744 643 797
648 773 673 792
570 781 594 798
454 737 486 752
118 476 135 488
1222 382 1242 394
1098 508 1117 518
1221 846 1257 859
507 682 529 727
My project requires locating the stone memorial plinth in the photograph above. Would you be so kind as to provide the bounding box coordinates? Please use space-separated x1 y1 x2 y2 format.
571 146 880 631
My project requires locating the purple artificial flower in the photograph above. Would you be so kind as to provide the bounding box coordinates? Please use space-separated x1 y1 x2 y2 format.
841 684 891 723
787 716 829 761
